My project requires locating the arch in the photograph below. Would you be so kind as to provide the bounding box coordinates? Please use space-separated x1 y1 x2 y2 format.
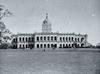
37 37 39 41
26 45 28 48
81 38 84 42
54 44 57 48
63 37 65 41
51 36 53 41
40 37 42 41
47 44 50 48
60 37 62 41
69 37 70 42
81 43 84 48
48 36 50 41
54 36 57 41
44 44 46 48
69 44 71 47
40 44 43 48
72 37 73 42
60 44 62 48
37 44 39 48
23 44 25 49
23 37 24 42
63 44 65 48
66 37 67 41
51 44 53 48
75 38 77 42
44 36 46 41
19 37 21 42
26 37 28 42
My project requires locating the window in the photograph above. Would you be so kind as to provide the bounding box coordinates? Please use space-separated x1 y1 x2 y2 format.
44 44 46 48
44 37 46 41
69 37 70 42
37 44 39 48
26 45 28 48
29 37 31 42
66 37 67 41
51 36 53 41
40 44 43 48
81 38 84 42
72 37 73 42
63 44 65 47
26 37 27 42
63 37 65 41
78 38 79 42
37 37 39 41
48 44 50 48
51 44 53 48
75 38 77 42
32 37 34 42
19 44 21 48
40 37 42 41
23 37 24 42
60 37 62 41
54 36 57 41
19 37 21 42
48 36 50 41
60 44 62 48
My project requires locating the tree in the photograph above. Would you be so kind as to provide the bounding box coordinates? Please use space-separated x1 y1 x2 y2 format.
0 5 12 49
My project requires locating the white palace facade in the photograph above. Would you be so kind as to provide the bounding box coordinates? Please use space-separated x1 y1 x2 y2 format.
11 13 88 49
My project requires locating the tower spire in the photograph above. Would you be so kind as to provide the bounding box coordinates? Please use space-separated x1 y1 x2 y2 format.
46 13 48 19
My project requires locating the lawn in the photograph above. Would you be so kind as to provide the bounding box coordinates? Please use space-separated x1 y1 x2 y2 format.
0 48 100 74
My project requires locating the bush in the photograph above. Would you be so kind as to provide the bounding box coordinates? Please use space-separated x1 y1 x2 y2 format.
0 43 9 49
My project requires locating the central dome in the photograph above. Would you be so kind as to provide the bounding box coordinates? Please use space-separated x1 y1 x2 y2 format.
42 13 52 33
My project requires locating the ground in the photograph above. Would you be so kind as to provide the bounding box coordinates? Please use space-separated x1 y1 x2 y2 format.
0 48 100 74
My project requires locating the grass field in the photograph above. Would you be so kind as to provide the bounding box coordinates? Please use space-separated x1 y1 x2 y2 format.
0 48 100 74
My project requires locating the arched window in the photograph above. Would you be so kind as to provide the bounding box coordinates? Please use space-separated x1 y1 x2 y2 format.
26 45 28 48
19 37 21 42
40 37 42 41
40 44 43 48
48 36 50 41
51 44 53 48
23 44 25 48
63 44 65 48
44 37 46 41
37 44 39 48
44 44 46 48
19 44 21 48
69 37 70 42
48 44 50 48
63 37 65 41
66 37 68 42
60 37 62 41
78 38 79 42
32 37 34 42
60 44 62 48
26 37 27 42
37 37 39 41
72 37 73 42
54 36 57 41
75 38 77 42
81 38 84 42
51 36 53 41
23 37 24 42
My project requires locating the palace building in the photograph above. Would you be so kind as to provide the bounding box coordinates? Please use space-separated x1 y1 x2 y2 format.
11 14 88 49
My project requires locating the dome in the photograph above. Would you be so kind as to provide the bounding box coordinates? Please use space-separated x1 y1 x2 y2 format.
42 13 52 33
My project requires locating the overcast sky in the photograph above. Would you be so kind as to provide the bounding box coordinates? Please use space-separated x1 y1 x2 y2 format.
0 0 100 45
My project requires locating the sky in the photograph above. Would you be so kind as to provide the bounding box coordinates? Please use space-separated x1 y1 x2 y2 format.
0 0 100 45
